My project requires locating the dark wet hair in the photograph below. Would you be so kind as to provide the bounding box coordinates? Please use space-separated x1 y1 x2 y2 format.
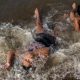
77 5 80 16
34 33 56 47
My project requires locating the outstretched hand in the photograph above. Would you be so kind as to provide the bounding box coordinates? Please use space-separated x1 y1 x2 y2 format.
34 8 40 19
72 2 77 10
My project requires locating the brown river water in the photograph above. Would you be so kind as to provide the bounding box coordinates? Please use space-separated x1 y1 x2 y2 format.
0 0 79 23
0 0 80 80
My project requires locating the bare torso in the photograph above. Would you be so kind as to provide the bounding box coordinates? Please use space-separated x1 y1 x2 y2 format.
70 11 80 31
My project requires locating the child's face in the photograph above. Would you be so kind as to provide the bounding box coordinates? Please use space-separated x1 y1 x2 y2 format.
21 47 49 68
21 53 33 67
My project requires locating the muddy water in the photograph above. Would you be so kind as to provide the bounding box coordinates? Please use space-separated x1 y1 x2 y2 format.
0 0 80 80
0 0 80 23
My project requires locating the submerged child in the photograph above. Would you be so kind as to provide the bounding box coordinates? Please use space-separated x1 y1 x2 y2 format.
4 8 56 70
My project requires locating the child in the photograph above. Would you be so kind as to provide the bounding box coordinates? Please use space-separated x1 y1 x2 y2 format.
70 2 80 31
5 8 56 69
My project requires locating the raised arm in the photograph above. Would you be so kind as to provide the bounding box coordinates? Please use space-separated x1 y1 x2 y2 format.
34 8 44 33
70 2 77 21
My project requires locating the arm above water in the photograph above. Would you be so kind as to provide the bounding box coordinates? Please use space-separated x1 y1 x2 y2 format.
70 2 77 21
4 50 15 70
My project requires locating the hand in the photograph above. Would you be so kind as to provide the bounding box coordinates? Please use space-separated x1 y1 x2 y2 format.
72 2 77 10
4 63 11 70
34 8 39 18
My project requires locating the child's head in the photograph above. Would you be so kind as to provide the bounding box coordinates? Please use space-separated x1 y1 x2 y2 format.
72 2 80 16
21 53 34 68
